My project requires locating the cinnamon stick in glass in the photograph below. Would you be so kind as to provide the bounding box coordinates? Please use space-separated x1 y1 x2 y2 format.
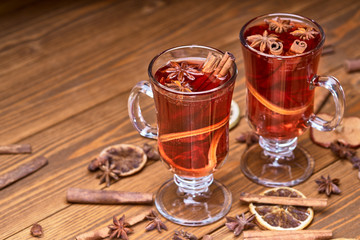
239 192 328 208
75 209 153 240
0 144 32 154
0 156 48 190
243 230 332 240
66 188 154 205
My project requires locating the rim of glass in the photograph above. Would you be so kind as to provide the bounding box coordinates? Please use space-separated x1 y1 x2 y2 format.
239 13 325 59
148 45 238 95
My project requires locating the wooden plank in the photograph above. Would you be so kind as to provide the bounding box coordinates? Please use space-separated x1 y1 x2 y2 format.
207 161 360 239
0 68 356 238
1 0 360 239
0 0 359 145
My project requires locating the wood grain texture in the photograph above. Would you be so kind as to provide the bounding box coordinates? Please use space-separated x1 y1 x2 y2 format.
0 0 359 239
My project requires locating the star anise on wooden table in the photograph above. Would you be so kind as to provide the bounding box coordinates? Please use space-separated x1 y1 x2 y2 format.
172 229 198 240
315 175 341 197
236 131 259 147
265 17 293 33
330 140 356 159
142 143 160 160
145 210 168 232
166 80 192 92
108 215 133 240
225 213 255 236
165 61 203 82
246 30 279 52
290 27 319 40
97 160 121 187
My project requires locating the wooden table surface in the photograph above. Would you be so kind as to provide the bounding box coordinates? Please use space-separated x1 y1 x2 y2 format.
1 0 359 239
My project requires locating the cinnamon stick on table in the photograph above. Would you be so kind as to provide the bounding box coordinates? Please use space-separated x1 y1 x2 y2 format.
239 192 328 208
75 209 153 240
243 230 333 240
66 188 154 205
344 58 360 73
0 144 32 154
0 156 48 190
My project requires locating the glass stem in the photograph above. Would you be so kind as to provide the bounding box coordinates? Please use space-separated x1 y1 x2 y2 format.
259 137 297 164
174 174 213 197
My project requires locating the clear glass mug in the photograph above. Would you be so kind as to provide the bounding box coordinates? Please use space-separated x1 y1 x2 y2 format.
128 45 237 226
239 13 345 187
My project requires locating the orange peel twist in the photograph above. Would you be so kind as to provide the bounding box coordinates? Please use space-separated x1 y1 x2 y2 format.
246 81 309 115
158 116 228 175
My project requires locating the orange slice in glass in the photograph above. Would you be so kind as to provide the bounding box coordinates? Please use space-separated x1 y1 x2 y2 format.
249 187 314 231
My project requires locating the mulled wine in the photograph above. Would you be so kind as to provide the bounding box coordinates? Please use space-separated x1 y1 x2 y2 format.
153 58 233 177
242 18 322 139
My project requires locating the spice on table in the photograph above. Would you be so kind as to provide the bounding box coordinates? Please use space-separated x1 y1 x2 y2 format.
344 58 360 73
236 132 259 147
249 187 314 231
108 215 133 240
97 160 121 187
330 140 357 159
315 175 341 197
225 213 255 236
0 156 48 190
239 192 328 208
75 209 153 240
88 155 109 171
30 223 43 237
142 143 160 160
243 230 333 240
0 144 32 154
321 44 335 55
66 188 154 205
172 229 198 240
145 209 168 232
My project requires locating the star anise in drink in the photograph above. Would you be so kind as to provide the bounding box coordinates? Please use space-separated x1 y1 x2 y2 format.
165 61 203 83
315 175 341 197
246 30 279 52
265 17 293 33
108 215 133 240
97 160 121 187
145 210 168 232
166 80 192 92
290 27 319 40
225 213 255 236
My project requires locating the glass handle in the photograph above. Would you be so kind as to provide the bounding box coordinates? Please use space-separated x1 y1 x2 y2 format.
309 75 345 131
128 80 158 139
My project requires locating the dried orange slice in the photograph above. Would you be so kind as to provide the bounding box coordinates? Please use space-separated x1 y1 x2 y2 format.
98 144 147 176
249 187 314 231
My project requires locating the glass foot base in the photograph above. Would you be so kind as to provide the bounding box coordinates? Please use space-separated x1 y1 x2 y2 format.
240 144 314 187
155 178 232 226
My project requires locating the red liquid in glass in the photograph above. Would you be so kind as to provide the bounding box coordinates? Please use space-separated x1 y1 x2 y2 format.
242 21 322 140
153 58 233 177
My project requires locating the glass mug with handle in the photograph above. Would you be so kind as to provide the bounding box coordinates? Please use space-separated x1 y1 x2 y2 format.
239 13 345 187
128 45 237 226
